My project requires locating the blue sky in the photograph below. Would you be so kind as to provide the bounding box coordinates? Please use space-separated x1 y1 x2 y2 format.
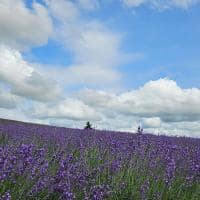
0 0 200 137
25 0 200 89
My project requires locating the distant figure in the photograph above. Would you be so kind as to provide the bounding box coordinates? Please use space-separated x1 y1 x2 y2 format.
137 126 141 133
137 120 143 134
84 121 92 129
137 125 143 134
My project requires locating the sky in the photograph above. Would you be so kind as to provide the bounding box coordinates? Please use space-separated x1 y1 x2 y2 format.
0 0 200 138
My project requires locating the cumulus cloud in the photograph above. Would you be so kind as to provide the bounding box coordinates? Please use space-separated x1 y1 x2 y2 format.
0 87 21 109
45 0 137 86
0 45 62 102
29 98 101 121
57 22 126 85
78 0 99 10
77 88 115 107
47 64 121 87
66 22 122 67
0 0 52 50
77 78 200 123
122 0 200 10
45 0 79 21
142 117 161 128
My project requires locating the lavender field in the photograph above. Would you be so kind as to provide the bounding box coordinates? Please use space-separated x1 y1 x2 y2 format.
0 119 199 200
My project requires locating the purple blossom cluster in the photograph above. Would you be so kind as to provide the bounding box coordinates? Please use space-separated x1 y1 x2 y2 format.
0 119 199 199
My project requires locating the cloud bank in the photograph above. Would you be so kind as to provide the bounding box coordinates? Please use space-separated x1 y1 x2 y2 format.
122 0 200 10
77 78 200 124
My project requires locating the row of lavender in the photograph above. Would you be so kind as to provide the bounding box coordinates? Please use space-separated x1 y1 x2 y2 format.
0 119 200 199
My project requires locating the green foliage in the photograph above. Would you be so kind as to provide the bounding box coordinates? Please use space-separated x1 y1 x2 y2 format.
0 132 9 145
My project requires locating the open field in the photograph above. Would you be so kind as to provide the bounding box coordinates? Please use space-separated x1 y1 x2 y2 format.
0 118 199 200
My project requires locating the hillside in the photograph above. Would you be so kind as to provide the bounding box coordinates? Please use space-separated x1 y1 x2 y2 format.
0 118 199 200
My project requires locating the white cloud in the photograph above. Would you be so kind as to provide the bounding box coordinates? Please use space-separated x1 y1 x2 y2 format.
0 45 62 102
77 88 115 107
0 107 50 125
58 22 125 85
45 0 136 86
122 0 145 7
0 0 52 50
77 78 200 123
142 117 161 128
143 121 200 138
122 0 200 9
78 0 99 10
0 108 29 122
45 0 79 21
67 22 122 67
0 87 21 109
118 121 200 138
29 98 101 121
169 0 199 9
116 78 200 122
50 64 121 86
